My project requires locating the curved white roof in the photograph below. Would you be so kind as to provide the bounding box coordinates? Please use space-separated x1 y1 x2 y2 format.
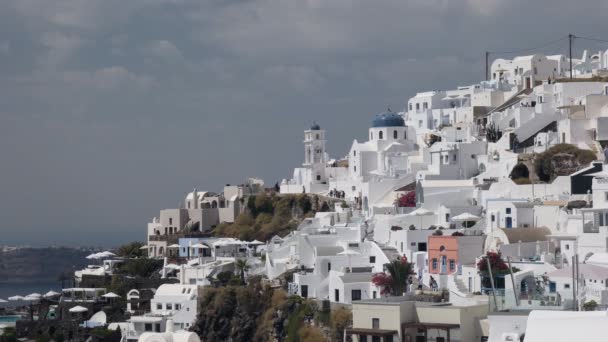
586 252 608 266
154 284 197 297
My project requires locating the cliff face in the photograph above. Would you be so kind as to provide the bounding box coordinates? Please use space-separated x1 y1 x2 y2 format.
192 278 325 342
0 247 89 283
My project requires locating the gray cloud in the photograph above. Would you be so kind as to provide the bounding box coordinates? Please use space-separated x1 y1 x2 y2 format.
1 0 608 246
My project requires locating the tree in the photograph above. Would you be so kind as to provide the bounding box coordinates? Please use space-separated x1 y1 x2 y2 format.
116 241 145 258
486 122 502 143
372 256 414 296
330 307 352 341
477 251 509 275
235 259 250 285
395 191 416 207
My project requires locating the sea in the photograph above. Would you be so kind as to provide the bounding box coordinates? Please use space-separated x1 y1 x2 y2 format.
0 281 60 308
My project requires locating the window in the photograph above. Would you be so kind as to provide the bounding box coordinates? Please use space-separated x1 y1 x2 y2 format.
423 102 428 110
564 284 570 289
369 256 376 263
491 214 495 222
144 324 153 332
409 103 413 111
449 259 455 271
301 285 308 298
169 218 173 225
404 131 407 139
379 131 383 140
156 303 162 310
393 130 398 139
175 304 181 310
372 318 380 329
166 303 172 310
432 258 438 270
604 192 608 201
400 242 403 252
445 213 450 222
453 154 457 161
353 150 356 157
316 134 320 140
334 289 340 302
354 166 356 172
327 262 331 272
316 175 321 181
565 244 569 250
416 103 420 111
372 291 377 299
506 208 511 214
352 289 362 301
155 324 161 332
187 202 191 209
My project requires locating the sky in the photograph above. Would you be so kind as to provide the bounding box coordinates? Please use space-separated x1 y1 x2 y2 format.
2 0 608 247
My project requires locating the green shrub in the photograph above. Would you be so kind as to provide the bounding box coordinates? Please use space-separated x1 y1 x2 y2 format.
117 258 162 277
512 177 532 185
583 300 598 311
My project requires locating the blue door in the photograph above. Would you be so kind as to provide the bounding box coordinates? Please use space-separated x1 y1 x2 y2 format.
505 217 513 228
441 256 447 274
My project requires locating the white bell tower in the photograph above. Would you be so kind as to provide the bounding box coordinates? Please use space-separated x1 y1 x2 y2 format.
303 122 326 166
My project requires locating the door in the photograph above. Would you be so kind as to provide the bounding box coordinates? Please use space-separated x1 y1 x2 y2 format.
441 256 447 274
506 217 513 228
334 289 339 302
468 277 473 292
525 77 531 89
301 285 308 298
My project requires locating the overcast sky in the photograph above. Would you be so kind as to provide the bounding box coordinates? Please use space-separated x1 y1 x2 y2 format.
2 0 608 246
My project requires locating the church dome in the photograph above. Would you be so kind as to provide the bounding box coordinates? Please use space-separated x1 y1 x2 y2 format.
310 122 321 130
372 112 405 127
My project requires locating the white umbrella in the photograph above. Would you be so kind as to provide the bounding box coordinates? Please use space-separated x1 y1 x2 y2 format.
338 249 361 272
98 251 116 257
139 245 149 250
452 212 480 228
27 293 42 298
102 292 120 298
44 291 60 298
8 295 24 301
168 244 181 248
164 263 180 270
0 299 7 303
452 212 480 221
249 240 264 245
213 239 232 247
191 243 209 249
69 305 88 313
86 253 101 260
407 208 434 229
23 295 40 302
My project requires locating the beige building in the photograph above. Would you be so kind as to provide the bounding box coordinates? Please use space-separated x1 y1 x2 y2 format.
347 297 488 342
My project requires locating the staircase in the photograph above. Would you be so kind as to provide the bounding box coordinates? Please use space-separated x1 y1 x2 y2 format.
449 274 472 298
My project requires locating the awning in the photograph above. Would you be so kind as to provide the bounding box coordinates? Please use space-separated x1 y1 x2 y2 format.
345 328 398 337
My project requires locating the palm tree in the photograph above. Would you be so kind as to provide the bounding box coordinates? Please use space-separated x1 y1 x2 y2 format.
372 256 414 296
235 259 250 285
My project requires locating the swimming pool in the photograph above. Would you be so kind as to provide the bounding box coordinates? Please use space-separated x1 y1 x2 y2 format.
0 315 21 323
